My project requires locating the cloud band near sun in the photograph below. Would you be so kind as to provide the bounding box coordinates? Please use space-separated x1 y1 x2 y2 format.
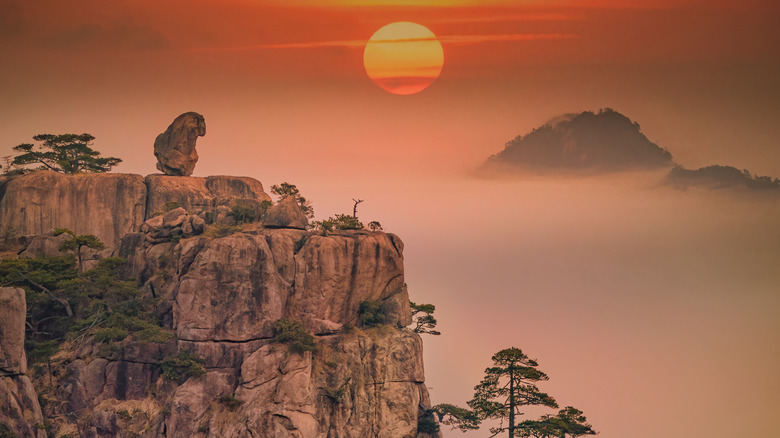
192 33 576 52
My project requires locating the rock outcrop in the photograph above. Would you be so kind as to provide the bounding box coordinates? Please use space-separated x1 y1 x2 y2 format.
33 227 429 437
0 172 272 249
0 172 438 437
264 196 309 229
154 112 206 176
0 287 46 438
144 174 271 220
140 207 206 246
0 171 147 249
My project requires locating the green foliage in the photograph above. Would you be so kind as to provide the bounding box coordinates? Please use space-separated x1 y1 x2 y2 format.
271 318 317 353
357 300 385 327
59 234 104 252
367 221 383 231
431 404 480 431
309 220 334 235
271 182 314 218
332 214 363 230
134 325 174 344
311 214 364 232
204 224 240 238
231 201 257 224
0 256 168 365
59 232 105 271
465 347 596 438
417 409 440 434
516 407 596 438
218 394 244 411
259 200 273 218
159 350 206 384
24 339 60 366
468 348 558 422
0 423 15 438
93 326 129 343
11 133 121 174
162 201 181 212
410 301 440 336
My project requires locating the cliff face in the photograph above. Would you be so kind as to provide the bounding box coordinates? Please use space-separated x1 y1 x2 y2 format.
0 172 272 249
0 171 437 438
0 171 147 249
0 288 46 438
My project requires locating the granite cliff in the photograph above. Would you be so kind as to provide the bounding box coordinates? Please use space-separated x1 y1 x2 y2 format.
0 171 439 438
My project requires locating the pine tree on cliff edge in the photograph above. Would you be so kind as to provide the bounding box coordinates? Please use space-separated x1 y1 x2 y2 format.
9 133 121 174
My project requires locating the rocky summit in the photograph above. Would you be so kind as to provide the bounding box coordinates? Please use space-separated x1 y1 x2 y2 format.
154 112 206 177
0 171 440 438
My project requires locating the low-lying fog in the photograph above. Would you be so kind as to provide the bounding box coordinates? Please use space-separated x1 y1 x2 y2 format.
307 170 779 438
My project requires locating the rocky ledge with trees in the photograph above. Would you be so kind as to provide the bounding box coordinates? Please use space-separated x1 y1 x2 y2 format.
0 118 445 437
0 114 595 437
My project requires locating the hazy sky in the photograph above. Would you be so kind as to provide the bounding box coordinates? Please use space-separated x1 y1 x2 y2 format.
2 1 779 437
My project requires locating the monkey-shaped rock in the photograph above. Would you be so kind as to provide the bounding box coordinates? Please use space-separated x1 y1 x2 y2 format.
154 112 206 176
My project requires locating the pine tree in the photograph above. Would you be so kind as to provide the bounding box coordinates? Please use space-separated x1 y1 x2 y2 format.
468 347 559 438
11 133 121 174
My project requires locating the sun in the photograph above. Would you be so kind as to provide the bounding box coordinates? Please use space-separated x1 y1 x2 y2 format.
363 22 444 95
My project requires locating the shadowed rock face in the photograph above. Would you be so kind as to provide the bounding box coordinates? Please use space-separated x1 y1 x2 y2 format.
0 288 46 438
154 112 206 177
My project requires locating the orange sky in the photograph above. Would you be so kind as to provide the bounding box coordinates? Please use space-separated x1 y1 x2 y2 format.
2 1 780 437
2 0 779 178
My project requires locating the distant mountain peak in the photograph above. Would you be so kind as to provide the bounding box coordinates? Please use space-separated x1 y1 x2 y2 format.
486 108 674 172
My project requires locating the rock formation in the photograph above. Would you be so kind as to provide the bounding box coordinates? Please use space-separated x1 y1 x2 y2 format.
154 112 206 176
0 288 46 438
0 171 440 437
0 171 147 249
0 172 272 249
145 174 271 220
264 196 309 230
140 207 205 246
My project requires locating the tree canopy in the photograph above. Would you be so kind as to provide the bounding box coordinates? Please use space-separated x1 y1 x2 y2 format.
10 133 121 174
433 347 597 438
516 407 596 438
468 347 559 437
410 301 440 335
270 182 314 218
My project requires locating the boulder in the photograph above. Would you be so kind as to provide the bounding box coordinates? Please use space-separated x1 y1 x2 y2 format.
144 174 271 220
18 233 70 259
263 196 308 230
0 171 147 250
154 112 206 176
140 208 207 246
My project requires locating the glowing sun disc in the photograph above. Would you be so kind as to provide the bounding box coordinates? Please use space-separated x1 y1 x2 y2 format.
363 22 444 95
